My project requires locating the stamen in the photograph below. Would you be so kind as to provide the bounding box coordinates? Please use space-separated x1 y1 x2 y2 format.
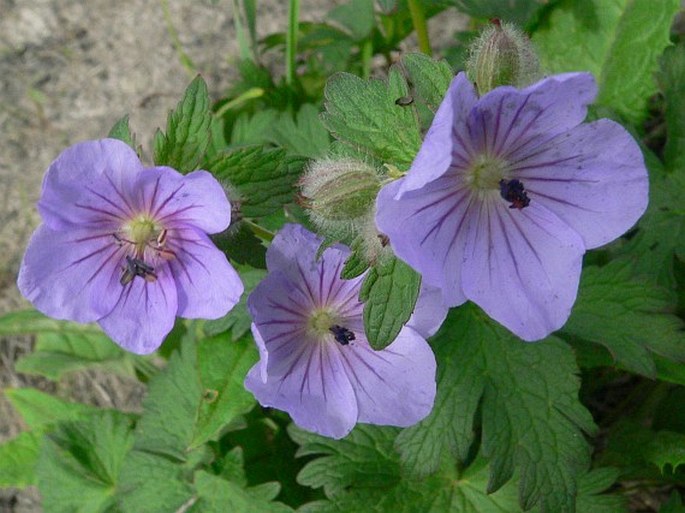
329 324 355 346
499 178 530 209
120 255 157 286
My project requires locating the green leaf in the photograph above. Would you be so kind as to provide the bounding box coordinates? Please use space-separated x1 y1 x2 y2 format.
203 264 267 339
395 304 595 513
560 260 685 377
231 109 279 146
36 410 134 513
5 388 98 430
268 104 331 159
293 427 522 513
644 431 685 473
328 0 375 41
0 309 143 380
189 471 294 513
401 53 453 111
192 334 258 447
107 114 135 148
574 468 628 513
207 146 306 218
321 69 421 168
619 170 685 287
153 75 212 173
661 492 685 513
116 449 194 513
358 256 421 350
132 334 257 457
0 431 42 488
533 0 679 123
657 44 685 173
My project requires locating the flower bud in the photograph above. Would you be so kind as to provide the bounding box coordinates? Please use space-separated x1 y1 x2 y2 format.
299 158 382 234
466 19 539 96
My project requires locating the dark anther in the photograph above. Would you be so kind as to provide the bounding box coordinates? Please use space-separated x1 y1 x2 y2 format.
120 255 157 286
499 178 530 210
394 96 414 106
329 324 356 346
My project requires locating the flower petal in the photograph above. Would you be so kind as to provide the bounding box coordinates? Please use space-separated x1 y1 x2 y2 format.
399 73 479 193
512 119 649 249
38 139 143 230
98 273 178 354
17 224 122 323
245 331 358 439
473 72 597 161
337 327 436 427
461 201 584 341
165 227 243 319
407 284 449 338
134 168 232 234
376 177 470 306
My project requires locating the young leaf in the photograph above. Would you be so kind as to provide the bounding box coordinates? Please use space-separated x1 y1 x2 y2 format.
153 75 212 173
321 69 421 168
358 256 421 350
657 44 685 173
560 260 685 377
401 53 453 111
36 410 134 513
644 431 685 474
533 0 679 123
107 114 135 148
327 0 375 41
394 304 595 513
207 146 306 218
0 431 42 488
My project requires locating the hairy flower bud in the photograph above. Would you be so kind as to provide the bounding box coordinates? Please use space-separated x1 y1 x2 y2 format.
299 158 382 234
466 19 539 95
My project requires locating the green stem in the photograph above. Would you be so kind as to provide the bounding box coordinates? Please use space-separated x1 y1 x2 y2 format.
160 0 196 77
231 0 251 60
285 0 301 86
214 87 265 118
244 219 275 242
360 40 373 80
407 0 431 56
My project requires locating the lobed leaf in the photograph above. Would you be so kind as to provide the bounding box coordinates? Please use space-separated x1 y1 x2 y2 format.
533 0 679 123
394 304 596 513
207 146 306 218
657 44 685 173
0 432 42 488
321 69 422 168
561 260 685 377
401 53 454 112
107 114 135 148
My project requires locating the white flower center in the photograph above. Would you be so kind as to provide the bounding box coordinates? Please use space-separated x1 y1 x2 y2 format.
465 154 508 192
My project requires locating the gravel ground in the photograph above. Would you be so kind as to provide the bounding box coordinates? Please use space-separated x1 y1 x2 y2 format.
0 1 466 511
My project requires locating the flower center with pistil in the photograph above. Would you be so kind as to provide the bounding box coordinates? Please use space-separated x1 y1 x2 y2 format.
122 215 161 254
308 308 339 340
465 153 508 195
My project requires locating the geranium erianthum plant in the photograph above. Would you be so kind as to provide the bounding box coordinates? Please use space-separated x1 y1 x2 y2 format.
375 72 649 341
18 139 244 354
244 223 446 439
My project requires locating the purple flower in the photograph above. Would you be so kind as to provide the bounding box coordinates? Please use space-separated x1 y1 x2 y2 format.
244 224 444 439
18 139 243 354
376 72 648 341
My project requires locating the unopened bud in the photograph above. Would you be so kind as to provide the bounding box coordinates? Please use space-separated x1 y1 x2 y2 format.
466 19 539 95
299 158 382 234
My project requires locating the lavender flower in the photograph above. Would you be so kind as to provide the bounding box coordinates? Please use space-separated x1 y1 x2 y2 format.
18 139 243 354
376 72 648 341
245 224 444 439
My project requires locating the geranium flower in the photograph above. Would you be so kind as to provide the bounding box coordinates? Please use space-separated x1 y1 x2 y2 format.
245 224 444 439
376 72 648 341
18 139 243 354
